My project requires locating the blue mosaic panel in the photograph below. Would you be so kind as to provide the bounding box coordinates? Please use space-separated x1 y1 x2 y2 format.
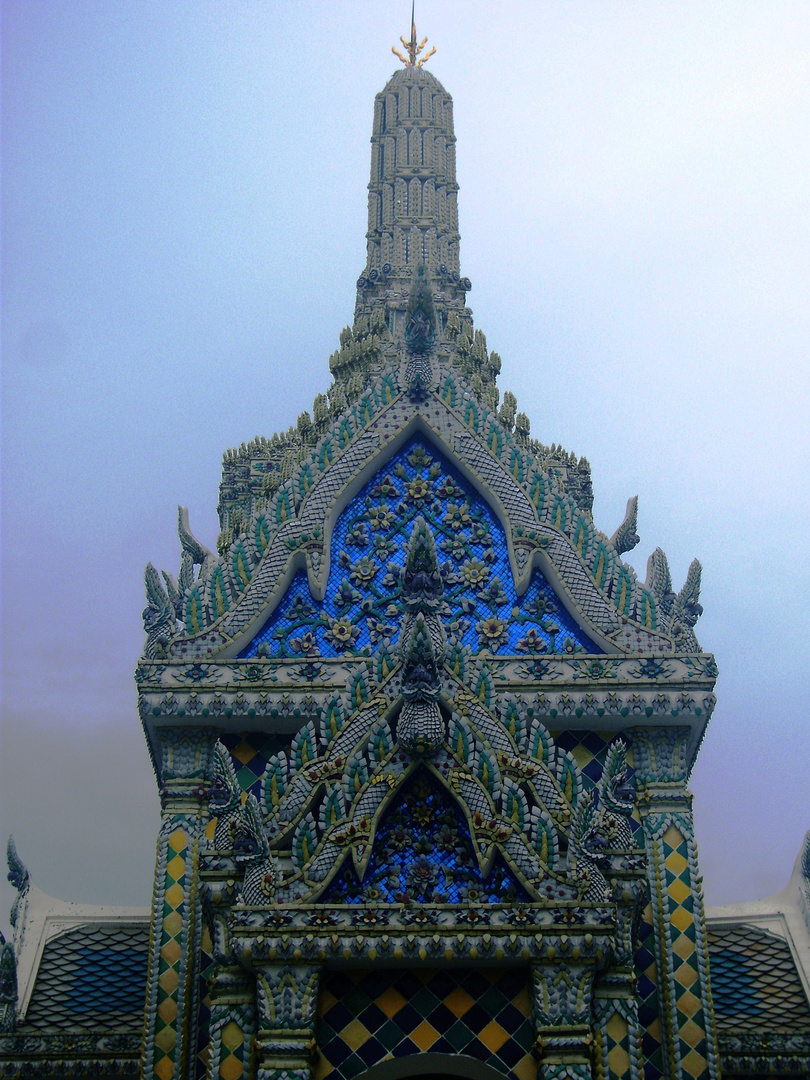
241 438 600 658
322 767 529 906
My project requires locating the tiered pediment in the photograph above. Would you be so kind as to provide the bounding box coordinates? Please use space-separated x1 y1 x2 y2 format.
142 355 704 667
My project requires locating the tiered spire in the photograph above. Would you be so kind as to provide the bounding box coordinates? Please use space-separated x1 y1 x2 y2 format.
355 21 471 336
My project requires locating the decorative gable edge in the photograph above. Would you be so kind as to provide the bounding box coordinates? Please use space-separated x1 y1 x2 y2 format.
141 356 704 663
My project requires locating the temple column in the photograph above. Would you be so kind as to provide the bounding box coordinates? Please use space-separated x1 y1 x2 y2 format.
253 964 321 1080
140 729 217 1080
634 728 719 1080
531 960 595 1080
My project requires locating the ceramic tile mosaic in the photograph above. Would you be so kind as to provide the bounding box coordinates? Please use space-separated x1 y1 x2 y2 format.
707 924 810 1033
661 826 709 1080
322 766 528 905
220 731 290 802
315 966 536 1080
552 730 642 838
153 826 189 1080
240 438 600 660
635 907 664 1080
23 922 149 1031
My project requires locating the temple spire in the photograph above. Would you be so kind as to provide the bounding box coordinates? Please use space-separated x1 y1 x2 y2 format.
356 29 470 335
391 4 436 68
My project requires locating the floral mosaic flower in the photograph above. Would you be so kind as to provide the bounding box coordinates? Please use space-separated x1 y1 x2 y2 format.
366 505 396 531
406 477 432 504
381 563 402 590
440 535 468 561
334 578 361 608
370 474 400 499
562 636 584 654
406 445 432 469
285 595 316 619
515 628 548 654
405 855 438 899
349 556 377 584
469 521 493 545
443 502 471 531
325 617 360 650
476 616 508 650
372 535 396 559
523 594 557 616
435 475 463 499
367 617 397 644
289 631 320 656
461 557 490 586
477 577 508 607
346 522 369 547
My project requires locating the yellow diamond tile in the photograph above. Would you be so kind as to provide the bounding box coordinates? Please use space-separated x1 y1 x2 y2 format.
158 967 179 995
670 905 693 933
168 828 187 853
511 1056 537 1080
376 986 407 1018
410 1020 440 1051
663 823 685 850
681 1047 709 1077
512 985 532 1016
232 740 256 765
319 988 338 1016
668 877 691 905
444 986 475 1017
672 933 696 961
220 1055 244 1080
221 1020 244 1053
154 1026 176 1054
314 1053 334 1080
154 1056 176 1080
680 1018 705 1048
647 1016 662 1043
341 1018 371 1050
677 989 701 1018
161 938 182 967
163 910 183 938
674 963 699 991
157 996 178 1025
665 850 688 877
166 854 186 881
479 1019 509 1053
165 882 185 909
605 1012 627 1042
608 1044 631 1076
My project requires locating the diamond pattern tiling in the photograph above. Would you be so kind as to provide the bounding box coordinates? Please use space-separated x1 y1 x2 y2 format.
660 826 708 1078
553 730 642 838
635 906 664 1080
315 967 535 1080
220 732 289 801
154 826 189 1080
708 923 810 1033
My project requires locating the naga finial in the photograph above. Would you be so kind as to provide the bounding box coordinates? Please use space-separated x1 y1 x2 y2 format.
392 3 436 68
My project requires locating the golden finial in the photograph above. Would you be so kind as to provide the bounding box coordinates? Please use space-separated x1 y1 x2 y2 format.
392 2 436 68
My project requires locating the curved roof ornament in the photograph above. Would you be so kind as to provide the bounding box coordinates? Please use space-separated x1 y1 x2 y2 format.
392 4 436 68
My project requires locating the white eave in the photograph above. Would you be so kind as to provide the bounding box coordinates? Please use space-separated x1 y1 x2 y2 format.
12 882 149 1021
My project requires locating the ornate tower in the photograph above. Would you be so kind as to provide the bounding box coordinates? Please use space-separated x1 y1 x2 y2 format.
136 27 719 1080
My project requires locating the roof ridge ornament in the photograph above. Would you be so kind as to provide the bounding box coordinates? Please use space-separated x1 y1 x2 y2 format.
392 3 436 68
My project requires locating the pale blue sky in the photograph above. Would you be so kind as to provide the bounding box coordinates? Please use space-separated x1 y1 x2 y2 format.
2 1 809 928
